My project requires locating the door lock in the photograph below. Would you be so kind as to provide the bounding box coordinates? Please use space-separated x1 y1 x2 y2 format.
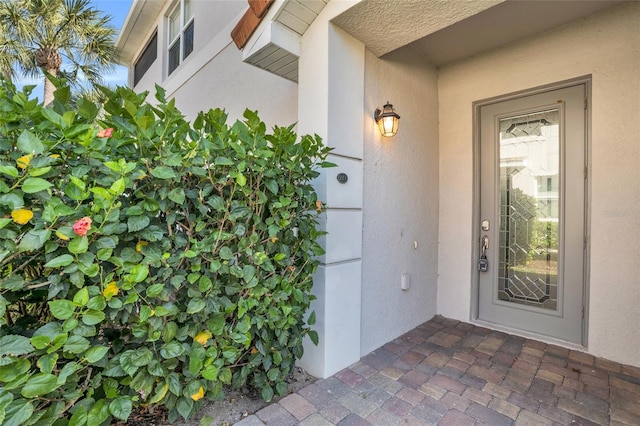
478 256 489 272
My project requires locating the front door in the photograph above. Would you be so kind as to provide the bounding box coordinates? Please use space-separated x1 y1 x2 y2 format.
478 84 587 344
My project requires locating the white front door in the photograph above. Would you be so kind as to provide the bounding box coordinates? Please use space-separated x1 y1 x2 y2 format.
478 84 587 344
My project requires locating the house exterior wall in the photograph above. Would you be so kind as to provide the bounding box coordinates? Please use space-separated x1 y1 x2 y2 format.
296 0 440 376
361 47 439 355
128 0 297 126
438 2 640 367
296 0 366 378
170 44 297 125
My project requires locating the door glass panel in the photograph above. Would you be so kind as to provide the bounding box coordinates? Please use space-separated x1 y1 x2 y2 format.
498 109 560 311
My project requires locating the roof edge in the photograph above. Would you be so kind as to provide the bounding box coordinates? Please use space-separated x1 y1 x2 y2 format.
231 0 275 49
115 0 167 65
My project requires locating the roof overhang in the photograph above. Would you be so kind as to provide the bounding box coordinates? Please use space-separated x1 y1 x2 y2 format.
233 0 331 82
332 0 625 66
115 0 168 66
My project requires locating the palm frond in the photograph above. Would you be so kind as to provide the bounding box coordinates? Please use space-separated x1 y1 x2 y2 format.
1 0 118 102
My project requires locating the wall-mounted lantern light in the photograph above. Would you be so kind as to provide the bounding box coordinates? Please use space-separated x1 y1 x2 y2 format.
374 102 400 137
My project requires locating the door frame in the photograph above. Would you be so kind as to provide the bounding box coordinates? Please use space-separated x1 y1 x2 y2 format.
470 76 592 347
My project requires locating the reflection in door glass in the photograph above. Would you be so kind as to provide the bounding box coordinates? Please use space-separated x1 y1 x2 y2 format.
498 109 560 310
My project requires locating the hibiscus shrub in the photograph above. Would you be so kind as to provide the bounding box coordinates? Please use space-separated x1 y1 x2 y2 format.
0 80 330 425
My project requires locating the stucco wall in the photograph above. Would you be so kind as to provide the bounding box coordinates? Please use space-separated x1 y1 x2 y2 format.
129 0 297 127
170 44 298 126
438 2 640 366
361 47 439 355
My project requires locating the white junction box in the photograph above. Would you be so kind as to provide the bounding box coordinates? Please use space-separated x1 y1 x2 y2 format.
401 273 411 291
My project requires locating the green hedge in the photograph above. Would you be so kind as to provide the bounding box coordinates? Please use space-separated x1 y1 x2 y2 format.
0 80 331 425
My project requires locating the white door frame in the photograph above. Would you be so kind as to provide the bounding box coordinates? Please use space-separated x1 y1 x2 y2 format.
470 76 592 348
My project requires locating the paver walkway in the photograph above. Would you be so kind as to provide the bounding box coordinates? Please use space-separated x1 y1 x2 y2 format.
236 315 640 425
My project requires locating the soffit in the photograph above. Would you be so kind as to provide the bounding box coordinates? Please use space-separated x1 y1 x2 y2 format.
115 0 168 65
332 0 625 66
241 0 329 82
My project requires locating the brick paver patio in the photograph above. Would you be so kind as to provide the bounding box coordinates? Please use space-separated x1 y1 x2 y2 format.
237 315 640 425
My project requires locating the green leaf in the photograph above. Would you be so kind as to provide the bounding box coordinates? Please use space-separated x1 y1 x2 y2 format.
109 397 132 421
236 173 247 186
68 237 89 254
261 385 274 402
265 179 278 194
82 309 105 325
17 130 45 154
161 322 178 343
62 110 75 127
0 276 24 291
62 318 79 332
308 330 319 346
73 287 89 306
63 335 90 354
85 346 109 363
87 295 106 311
0 358 30 382
267 367 280 381
218 367 232 384
28 165 51 177
206 314 225 335
48 300 75 320
3 400 34 426
168 188 185 204
57 362 79 385
200 415 214 426
214 156 234 166
128 215 150 232
307 310 316 326
69 405 87 426
129 264 149 283
87 399 110 426
276 381 288 396
0 193 24 209
150 166 176 179
110 178 125 195
0 166 19 178
68 176 85 192
21 373 60 398
167 373 182 396
201 365 218 381
176 397 194 420
272 351 283 366
18 229 50 252
219 246 233 260
41 107 65 128
22 177 52 193
36 352 58 374
44 254 74 268
146 284 164 298
97 248 112 260
0 335 34 356
90 186 112 200
129 347 154 367
160 341 184 359
187 298 205 314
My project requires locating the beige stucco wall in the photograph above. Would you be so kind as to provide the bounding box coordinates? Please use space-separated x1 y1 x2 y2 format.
438 2 640 367
361 47 439 355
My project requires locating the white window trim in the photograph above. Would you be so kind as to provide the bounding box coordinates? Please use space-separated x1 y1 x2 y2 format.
167 0 194 75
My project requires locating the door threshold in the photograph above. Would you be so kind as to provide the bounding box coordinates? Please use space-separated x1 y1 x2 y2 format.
472 319 587 352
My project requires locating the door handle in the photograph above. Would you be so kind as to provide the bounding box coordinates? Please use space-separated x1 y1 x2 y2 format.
481 235 489 254
478 235 489 272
